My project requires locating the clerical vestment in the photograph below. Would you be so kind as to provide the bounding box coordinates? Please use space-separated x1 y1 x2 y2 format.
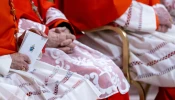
0 0 17 55
0 0 130 99
64 0 175 87
0 1 102 100
54 0 132 30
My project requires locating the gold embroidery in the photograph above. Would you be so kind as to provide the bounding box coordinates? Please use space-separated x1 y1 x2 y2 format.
30 0 43 22
9 0 19 50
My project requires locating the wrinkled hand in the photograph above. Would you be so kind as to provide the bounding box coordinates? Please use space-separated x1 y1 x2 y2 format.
161 0 175 16
18 29 47 47
48 27 76 53
157 25 169 33
154 6 172 32
10 53 31 71
56 27 76 53
55 27 71 34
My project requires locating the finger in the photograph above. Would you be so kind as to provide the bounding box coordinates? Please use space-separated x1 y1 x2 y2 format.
162 26 168 33
58 47 71 53
39 31 48 38
36 30 48 38
49 28 56 32
22 61 29 71
29 28 40 34
55 28 61 33
66 50 74 54
22 54 31 64
157 26 162 32
67 43 76 49
60 39 72 46
62 27 71 33
66 34 76 40
29 29 48 38
166 21 172 29
57 27 67 32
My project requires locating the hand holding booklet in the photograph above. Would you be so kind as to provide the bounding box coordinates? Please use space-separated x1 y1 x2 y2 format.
18 31 48 71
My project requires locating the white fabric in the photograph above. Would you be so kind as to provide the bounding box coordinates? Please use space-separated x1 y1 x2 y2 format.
78 27 175 87
41 41 130 97
0 61 100 100
0 55 12 76
78 1 175 87
7 6 130 99
18 19 47 34
46 7 67 25
115 1 157 32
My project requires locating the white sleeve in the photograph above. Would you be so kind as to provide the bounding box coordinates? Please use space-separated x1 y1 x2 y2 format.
45 7 67 25
0 55 12 76
18 18 47 34
115 1 157 33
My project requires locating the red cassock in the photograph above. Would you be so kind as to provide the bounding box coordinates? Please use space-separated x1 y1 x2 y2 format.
13 0 72 33
0 0 17 56
137 0 160 6
54 0 132 31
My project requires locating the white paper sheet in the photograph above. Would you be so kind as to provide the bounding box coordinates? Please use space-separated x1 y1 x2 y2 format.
19 31 48 71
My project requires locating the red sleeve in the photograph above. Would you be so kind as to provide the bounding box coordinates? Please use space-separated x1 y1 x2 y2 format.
137 0 160 6
149 0 160 6
155 14 160 30
37 0 55 21
47 18 76 35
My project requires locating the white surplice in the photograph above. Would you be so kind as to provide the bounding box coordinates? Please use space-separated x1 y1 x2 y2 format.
78 1 175 87
0 61 101 100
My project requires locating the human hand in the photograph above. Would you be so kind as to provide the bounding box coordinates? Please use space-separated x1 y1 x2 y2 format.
154 6 172 29
55 27 76 53
10 53 31 71
55 27 72 34
46 29 67 48
48 28 76 53
58 37 76 54
157 25 169 33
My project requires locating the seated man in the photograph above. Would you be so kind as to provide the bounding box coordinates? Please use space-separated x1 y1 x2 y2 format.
0 0 130 100
0 0 102 100
55 0 175 99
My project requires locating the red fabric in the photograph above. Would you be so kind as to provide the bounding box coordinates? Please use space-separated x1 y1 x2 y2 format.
14 0 75 36
137 0 160 6
46 18 76 36
0 0 17 55
54 0 132 31
101 92 129 100
13 0 75 52
13 0 54 23
155 87 175 100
